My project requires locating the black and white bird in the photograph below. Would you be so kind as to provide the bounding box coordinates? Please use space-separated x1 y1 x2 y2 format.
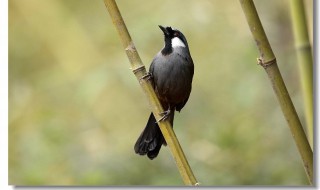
134 25 194 160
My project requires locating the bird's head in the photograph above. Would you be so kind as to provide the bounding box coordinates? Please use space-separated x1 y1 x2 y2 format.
159 25 189 54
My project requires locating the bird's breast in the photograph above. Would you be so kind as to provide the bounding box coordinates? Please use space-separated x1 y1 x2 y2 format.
151 51 193 105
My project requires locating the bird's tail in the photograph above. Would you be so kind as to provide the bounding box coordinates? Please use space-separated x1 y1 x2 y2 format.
134 112 174 160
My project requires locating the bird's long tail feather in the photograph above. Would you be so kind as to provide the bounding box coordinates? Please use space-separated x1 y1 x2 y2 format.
134 112 174 160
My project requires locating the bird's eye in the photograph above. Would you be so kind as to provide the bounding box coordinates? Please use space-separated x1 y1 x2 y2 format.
174 32 179 37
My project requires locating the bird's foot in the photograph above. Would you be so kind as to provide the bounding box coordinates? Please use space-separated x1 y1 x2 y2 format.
157 109 171 123
139 72 152 82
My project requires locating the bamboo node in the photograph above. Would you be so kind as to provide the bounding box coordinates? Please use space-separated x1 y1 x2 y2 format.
296 43 311 51
132 65 145 74
257 57 276 68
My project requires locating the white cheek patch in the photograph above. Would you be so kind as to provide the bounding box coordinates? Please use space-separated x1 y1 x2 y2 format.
171 37 186 48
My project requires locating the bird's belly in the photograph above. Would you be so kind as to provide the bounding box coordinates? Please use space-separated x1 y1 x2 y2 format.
154 65 192 105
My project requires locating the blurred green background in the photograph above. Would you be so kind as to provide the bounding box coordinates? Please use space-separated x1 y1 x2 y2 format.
9 0 313 186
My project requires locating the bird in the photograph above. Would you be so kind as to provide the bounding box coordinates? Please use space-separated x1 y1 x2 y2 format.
134 25 194 160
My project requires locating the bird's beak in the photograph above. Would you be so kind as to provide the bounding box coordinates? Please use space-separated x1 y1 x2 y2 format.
159 25 169 36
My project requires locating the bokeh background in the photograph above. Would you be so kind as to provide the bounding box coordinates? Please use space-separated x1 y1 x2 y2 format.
9 0 313 186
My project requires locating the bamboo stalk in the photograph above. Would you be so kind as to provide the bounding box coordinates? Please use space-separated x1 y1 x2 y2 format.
239 0 313 184
289 0 313 149
103 0 198 185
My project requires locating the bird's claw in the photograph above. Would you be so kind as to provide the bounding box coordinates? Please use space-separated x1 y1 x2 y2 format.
156 109 171 123
140 72 152 82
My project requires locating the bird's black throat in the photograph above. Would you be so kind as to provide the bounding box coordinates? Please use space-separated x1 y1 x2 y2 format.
161 37 173 55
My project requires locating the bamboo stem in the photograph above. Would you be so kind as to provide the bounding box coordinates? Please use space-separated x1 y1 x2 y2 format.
289 0 313 149
103 0 198 185
239 0 313 184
